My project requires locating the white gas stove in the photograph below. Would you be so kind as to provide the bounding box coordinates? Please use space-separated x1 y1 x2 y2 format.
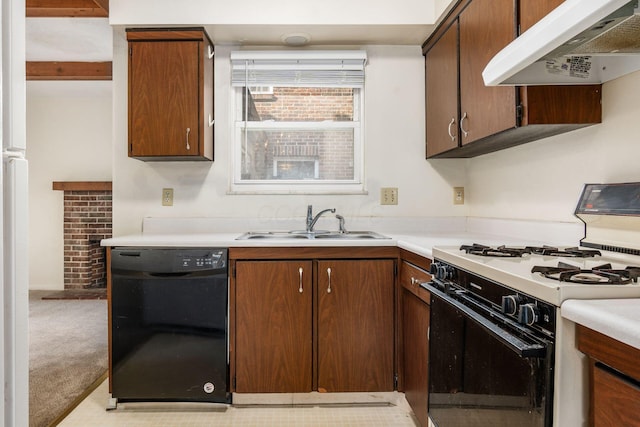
432 244 640 306
425 182 640 427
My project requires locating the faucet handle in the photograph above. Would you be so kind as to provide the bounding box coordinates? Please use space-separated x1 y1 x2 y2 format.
336 214 347 233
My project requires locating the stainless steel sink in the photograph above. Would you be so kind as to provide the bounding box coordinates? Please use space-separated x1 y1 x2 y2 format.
235 230 390 240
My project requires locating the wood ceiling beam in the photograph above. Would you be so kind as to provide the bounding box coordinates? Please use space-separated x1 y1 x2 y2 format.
26 61 112 81
26 0 109 18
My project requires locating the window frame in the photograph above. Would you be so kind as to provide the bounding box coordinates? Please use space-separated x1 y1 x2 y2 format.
228 52 367 195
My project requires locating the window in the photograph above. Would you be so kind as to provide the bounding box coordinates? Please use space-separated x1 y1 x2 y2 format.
230 50 367 194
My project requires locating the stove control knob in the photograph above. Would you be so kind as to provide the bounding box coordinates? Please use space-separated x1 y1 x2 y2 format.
429 263 440 276
438 265 449 280
501 295 521 316
518 303 538 326
430 262 456 281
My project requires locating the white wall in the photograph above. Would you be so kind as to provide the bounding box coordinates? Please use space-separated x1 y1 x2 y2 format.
27 88 112 290
112 41 467 236
466 70 640 223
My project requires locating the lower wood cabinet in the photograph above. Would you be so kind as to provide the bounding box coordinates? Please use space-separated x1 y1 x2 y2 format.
231 248 397 394
400 258 432 427
592 363 640 426
576 325 640 427
234 260 313 393
317 260 395 392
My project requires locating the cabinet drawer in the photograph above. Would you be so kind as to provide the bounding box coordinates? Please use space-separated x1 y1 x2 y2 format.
594 363 640 426
400 261 431 304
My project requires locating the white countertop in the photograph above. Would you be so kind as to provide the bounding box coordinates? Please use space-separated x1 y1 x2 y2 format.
562 299 640 350
102 216 640 350
101 231 479 260
101 216 555 258
101 229 533 261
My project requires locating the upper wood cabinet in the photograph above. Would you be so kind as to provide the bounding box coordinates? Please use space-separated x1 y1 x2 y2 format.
425 21 459 157
127 28 214 161
519 0 564 33
424 0 602 158
458 0 517 147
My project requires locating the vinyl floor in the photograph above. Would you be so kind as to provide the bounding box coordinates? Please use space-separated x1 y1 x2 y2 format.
58 380 420 427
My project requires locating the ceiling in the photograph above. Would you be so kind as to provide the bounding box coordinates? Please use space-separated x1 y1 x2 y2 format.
26 17 112 62
25 1 433 96
25 0 112 96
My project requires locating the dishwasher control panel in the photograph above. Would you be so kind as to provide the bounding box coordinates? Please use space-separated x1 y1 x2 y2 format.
177 249 226 270
112 248 228 274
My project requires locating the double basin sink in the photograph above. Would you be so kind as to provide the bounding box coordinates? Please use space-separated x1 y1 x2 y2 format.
236 230 390 240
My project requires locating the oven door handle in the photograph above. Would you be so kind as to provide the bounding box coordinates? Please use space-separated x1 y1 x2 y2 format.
422 281 547 358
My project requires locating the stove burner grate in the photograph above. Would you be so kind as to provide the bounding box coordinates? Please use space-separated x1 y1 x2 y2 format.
460 243 530 258
460 243 603 258
525 246 601 258
532 263 640 285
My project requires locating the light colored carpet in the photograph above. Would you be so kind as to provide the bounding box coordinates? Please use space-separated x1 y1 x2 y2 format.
29 291 108 427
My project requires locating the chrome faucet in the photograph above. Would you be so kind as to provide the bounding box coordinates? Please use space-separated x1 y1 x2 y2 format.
306 205 336 233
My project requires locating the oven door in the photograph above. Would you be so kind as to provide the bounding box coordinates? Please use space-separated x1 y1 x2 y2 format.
424 282 554 427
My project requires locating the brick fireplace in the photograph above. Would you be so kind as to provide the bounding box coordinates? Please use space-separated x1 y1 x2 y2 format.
53 181 112 289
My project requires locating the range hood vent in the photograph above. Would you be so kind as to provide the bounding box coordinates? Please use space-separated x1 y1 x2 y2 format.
483 0 640 86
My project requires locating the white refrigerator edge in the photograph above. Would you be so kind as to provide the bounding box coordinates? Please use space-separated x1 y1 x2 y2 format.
1 0 29 425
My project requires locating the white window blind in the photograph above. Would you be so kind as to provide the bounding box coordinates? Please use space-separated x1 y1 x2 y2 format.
230 50 367 88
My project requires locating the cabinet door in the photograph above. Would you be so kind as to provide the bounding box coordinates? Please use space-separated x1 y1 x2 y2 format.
129 40 200 157
425 21 459 158
317 260 395 392
459 0 516 145
402 288 430 427
519 0 565 34
593 364 640 426
235 260 313 392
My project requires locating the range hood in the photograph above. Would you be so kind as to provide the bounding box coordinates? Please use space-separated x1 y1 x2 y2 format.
483 0 640 86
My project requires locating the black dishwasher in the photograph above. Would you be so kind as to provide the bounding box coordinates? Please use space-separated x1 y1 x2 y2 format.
110 247 229 404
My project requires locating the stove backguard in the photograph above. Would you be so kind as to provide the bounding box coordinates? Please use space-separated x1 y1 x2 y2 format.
576 182 640 255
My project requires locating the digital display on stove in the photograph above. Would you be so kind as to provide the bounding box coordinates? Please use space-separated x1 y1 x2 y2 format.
575 182 640 215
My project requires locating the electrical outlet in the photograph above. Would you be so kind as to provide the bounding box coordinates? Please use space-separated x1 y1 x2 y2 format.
162 188 174 206
381 187 398 205
453 187 465 205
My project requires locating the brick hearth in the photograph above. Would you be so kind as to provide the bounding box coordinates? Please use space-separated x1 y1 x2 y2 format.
53 181 112 289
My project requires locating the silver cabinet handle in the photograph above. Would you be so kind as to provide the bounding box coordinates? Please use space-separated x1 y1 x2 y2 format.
186 128 191 150
447 117 456 141
327 267 332 293
411 277 418 286
460 112 469 137
299 267 304 293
